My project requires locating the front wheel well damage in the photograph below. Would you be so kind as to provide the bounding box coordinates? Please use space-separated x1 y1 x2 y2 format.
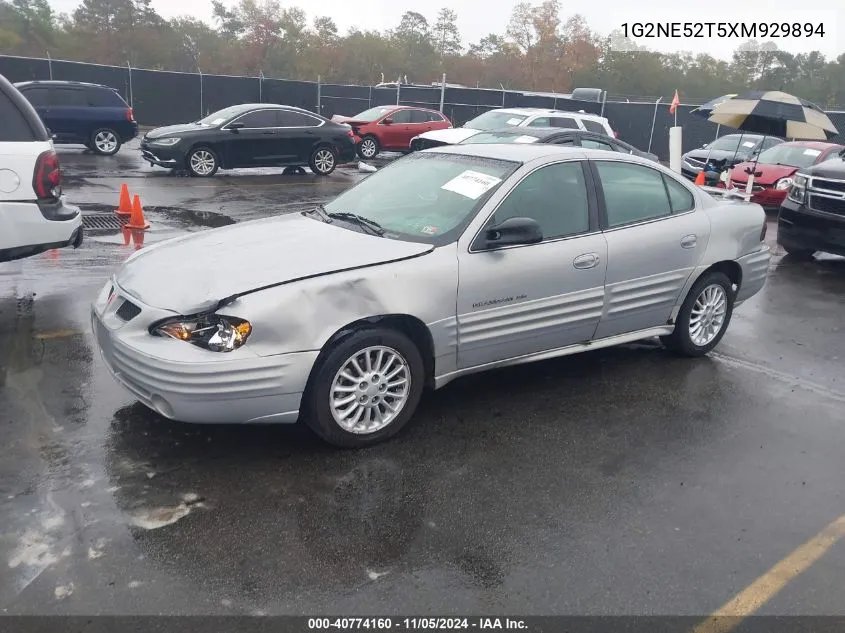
306 315 436 395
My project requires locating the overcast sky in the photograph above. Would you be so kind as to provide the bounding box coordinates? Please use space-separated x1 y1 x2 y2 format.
47 0 844 60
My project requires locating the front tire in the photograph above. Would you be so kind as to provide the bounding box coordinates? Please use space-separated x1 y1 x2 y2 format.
302 328 425 448
186 146 219 177
90 128 121 155
661 271 735 357
309 146 337 175
357 135 379 159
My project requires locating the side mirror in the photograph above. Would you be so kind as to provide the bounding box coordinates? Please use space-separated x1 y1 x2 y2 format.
476 217 543 249
382 117 393 125
228 122 244 132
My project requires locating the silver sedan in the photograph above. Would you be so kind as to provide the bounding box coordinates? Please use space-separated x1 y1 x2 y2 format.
91 144 771 448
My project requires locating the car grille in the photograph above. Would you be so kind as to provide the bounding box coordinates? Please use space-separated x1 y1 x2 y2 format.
685 157 705 168
116 299 142 321
730 180 764 192
808 195 845 216
810 178 845 194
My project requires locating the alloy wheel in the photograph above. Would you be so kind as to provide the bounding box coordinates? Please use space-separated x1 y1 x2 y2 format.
189 150 216 176
360 139 377 158
329 345 411 434
314 149 335 174
688 284 728 347
94 130 118 154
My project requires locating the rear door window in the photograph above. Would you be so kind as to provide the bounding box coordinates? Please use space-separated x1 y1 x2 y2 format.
0 92 36 141
276 110 322 127
19 87 50 107
549 116 579 129
409 110 431 123
51 88 88 107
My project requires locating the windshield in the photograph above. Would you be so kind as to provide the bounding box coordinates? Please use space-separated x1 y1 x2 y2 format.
756 144 825 168
351 106 395 121
708 136 758 152
460 132 539 145
463 111 528 130
322 153 519 244
196 105 251 126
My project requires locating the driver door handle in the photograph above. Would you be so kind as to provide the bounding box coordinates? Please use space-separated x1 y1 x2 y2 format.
573 253 600 269
681 234 697 249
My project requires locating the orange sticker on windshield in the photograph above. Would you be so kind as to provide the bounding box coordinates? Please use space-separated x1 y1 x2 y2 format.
421 225 439 235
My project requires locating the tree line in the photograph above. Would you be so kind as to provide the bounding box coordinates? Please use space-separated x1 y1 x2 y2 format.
2 0 845 107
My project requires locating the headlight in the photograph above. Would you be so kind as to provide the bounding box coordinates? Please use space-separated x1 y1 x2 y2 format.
787 173 807 203
152 315 252 352
775 177 793 190
152 137 180 146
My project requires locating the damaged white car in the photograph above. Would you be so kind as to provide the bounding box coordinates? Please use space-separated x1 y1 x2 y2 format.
92 144 770 448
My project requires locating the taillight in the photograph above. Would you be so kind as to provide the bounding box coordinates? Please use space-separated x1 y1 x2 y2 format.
33 150 62 200
126 108 134 121
347 129 354 138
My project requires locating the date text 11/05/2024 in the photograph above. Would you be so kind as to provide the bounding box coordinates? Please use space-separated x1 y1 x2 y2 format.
308 618 527 630
621 22 826 38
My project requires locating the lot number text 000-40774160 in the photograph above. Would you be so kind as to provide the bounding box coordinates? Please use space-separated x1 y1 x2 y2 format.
621 22 826 38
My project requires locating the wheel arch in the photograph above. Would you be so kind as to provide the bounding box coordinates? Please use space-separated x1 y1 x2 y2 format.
303 314 436 399
670 260 743 326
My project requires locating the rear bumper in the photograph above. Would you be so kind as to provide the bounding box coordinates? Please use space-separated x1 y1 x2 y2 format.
121 122 139 142
0 198 83 263
336 142 357 163
777 201 845 257
735 244 771 304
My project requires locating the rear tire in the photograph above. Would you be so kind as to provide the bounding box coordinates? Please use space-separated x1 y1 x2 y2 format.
302 327 425 448
90 128 121 156
357 135 379 159
661 271 734 357
309 146 337 176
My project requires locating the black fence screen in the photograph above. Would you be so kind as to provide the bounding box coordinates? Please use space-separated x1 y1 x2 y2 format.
2 55 844 161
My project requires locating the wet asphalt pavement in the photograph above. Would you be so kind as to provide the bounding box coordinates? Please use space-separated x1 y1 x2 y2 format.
1 140 845 618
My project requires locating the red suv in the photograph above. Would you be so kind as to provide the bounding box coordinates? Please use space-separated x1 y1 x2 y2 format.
332 106 451 159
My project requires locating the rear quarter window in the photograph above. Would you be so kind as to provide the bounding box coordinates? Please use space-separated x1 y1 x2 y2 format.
87 88 128 107
0 91 37 142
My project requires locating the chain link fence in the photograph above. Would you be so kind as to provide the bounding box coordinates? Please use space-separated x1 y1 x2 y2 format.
2 54 844 162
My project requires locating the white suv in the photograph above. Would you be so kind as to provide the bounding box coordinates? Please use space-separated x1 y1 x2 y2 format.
0 72 82 263
409 107 616 150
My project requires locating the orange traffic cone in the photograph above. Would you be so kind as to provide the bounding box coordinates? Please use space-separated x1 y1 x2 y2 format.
116 183 132 216
694 170 706 186
126 194 150 230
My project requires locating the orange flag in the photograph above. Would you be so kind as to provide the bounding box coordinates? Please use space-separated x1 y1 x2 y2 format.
669 90 680 114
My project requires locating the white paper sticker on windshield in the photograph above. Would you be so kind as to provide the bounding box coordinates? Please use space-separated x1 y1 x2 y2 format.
742 141 755 148
803 148 822 156
513 135 538 143
506 118 523 125
441 170 503 199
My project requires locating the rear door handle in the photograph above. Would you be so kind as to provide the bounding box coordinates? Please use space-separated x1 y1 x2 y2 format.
681 235 697 249
573 253 601 269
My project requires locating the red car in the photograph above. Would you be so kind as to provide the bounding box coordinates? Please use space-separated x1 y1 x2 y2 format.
726 140 844 210
332 105 451 159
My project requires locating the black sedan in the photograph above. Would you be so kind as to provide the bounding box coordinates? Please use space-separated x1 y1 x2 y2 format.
456 127 660 162
140 104 357 177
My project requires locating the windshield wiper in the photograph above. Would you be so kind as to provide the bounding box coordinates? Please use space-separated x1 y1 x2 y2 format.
328 212 385 236
302 203 332 223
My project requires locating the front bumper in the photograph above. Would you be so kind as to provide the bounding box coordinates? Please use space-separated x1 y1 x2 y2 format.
777 200 845 257
91 281 319 424
140 142 182 168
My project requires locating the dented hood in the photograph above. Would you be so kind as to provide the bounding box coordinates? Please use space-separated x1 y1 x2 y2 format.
115 213 433 314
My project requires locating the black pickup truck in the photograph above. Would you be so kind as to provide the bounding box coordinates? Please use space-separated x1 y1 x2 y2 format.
778 149 845 258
